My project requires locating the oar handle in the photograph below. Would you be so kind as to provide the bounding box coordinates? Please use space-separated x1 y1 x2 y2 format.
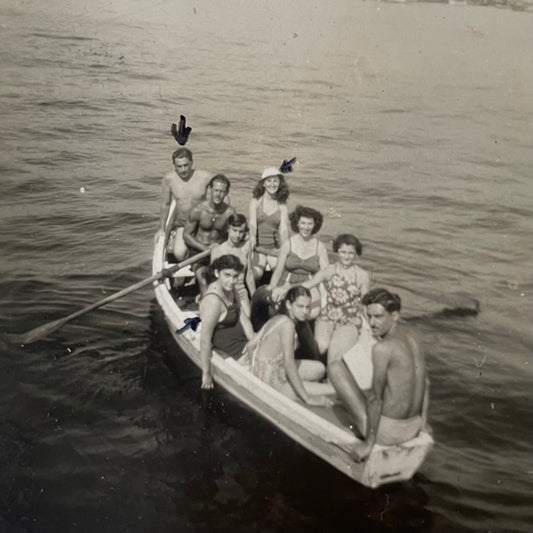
9 249 211 344
64 249 211 321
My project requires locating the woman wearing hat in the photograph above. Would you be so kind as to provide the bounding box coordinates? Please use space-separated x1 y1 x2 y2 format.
248 167 290 281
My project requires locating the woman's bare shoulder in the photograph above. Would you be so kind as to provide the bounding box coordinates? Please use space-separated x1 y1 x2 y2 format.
200 291 223 314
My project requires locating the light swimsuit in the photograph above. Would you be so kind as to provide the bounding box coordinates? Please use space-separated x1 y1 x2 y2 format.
251 317 297 390
319 264 365 327
376 415 423 446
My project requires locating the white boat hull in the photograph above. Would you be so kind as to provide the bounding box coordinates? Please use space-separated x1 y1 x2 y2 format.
152 235 433 488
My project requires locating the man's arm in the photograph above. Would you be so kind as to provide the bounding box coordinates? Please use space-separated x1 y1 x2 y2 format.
183 207 208 252
353 343 390 461
155 176 172 240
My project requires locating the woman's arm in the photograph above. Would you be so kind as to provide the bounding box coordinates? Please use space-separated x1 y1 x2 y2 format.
359 266 371 296
244 244 256 295
279 320 311 403
317 240 329 269
239 310 255 342
248 198 258 249
268 240 290 289
278 204 289 244
303 265 333 290
271 265 332 303
199 294 222 389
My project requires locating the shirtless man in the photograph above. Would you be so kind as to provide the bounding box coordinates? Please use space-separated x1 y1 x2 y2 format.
155 148 212 261
183 174 235 293
328 288 429 462
211 213 255 316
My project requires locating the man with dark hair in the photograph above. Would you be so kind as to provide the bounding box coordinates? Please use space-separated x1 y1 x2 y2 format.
155 147 212 261
329 287 429 461
183 175 236 293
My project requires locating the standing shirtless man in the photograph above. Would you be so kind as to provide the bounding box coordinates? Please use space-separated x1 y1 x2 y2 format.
328 288 429 462
183 175 236 293
155 148 212 261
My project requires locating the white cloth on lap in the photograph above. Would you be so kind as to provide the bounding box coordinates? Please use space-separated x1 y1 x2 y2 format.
341 317 375 390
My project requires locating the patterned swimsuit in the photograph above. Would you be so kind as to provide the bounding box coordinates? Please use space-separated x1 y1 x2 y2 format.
319 264 365 327
251 316 296 390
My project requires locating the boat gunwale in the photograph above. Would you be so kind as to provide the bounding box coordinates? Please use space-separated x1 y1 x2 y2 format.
152 229 433 487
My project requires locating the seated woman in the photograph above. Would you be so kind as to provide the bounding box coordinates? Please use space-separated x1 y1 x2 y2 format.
269 205 329 319
247 286 336 406
199 254 255 390
248 167 290 281
280 234 370 363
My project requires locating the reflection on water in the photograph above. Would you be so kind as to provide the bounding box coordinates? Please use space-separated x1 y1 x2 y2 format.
0 0 531 531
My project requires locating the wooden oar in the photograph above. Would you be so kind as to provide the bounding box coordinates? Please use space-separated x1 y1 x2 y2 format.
8 249 211 345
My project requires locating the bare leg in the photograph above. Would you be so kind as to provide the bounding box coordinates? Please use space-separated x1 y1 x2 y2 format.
314 320 334 356
252 251 267 281
195 266 208 296
173 228 188 262
280 380 337 399
308 286 322 320
266 254 278 271
296 359 326 381
328 360 367 436
280 361 337 401
328 324 359 364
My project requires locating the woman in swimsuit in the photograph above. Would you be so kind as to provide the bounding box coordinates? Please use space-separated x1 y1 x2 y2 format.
246 286 335 406
199 254 255 390
296 234 370 363
269 205 329 319
248 167 290 281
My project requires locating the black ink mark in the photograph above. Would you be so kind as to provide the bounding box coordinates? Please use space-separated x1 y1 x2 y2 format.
171 115 192 146
176 316 201 335
280 157 297 173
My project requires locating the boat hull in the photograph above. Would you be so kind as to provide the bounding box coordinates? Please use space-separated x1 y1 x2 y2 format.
152 235 433 488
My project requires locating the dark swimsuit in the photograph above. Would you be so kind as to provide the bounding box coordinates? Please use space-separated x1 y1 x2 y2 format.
280 239 321 284
256 197 281 249
205 292 248 359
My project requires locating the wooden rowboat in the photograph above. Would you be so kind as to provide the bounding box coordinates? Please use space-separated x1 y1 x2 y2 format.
152 233 434 488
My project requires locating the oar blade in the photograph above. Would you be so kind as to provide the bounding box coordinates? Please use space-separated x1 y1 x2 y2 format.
7 317 69 345
7 248 211 345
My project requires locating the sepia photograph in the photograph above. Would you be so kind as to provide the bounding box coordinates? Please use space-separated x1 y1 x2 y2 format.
1 0 531 531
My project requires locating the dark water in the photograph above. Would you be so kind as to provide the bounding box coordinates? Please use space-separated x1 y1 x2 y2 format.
1 1 532 531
